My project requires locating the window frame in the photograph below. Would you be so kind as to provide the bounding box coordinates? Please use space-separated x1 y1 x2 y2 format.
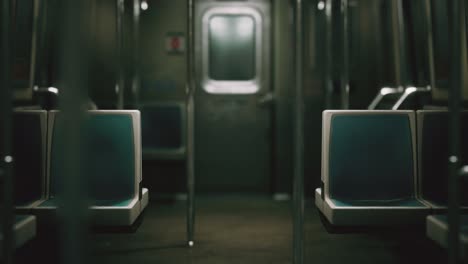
201 7 263 94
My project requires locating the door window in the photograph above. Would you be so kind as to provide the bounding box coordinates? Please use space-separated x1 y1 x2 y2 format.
209 15 256 81
202 7 262 94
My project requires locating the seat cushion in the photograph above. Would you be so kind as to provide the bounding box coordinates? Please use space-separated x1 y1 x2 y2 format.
50 113 136 202
328 114 415 202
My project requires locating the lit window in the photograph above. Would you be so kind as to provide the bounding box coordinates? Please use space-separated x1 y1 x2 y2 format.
208 15 256 81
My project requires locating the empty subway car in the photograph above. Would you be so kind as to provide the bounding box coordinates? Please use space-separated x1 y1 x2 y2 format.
1 0 467 263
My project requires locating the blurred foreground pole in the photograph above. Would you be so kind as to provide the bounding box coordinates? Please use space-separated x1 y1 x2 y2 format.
57 1 90 264
1 0 14 263
448 0 463 263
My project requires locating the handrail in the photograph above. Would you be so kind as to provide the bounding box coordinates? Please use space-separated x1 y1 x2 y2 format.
33 85 59 95
391 85 431 110
368 86 404 109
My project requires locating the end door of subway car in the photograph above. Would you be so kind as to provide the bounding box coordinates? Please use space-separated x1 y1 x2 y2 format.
194 0 272 192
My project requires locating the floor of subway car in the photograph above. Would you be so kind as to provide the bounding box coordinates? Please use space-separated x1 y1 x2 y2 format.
15 195 446 264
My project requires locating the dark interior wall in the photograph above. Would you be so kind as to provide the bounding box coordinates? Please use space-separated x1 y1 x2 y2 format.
431 2 468 102
139 0 187 195
87 0 188 108
323 0 400 110
88 0 119 108
139 0 187 104
347 0 383 109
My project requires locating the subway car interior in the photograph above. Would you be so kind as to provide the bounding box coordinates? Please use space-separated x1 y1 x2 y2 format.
1 0 468 263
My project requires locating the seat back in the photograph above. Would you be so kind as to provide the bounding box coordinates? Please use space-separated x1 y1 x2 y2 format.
322 110 416 202
140 102 186 159
417 110 468 206
10 110 47 206
48 110 141 202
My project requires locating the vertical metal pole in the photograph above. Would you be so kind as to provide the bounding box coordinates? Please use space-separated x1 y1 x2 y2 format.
448 0 463 262
29 0 40 93
424 0 436 90
341 0 349 109
57 0 89 263
395 0 407 86
186 0 196 247
133 0 140 108
374 0 384 87
390 0 402 87
116 0 125 109
1 0 14 263
325 0 333 109
293 0 304 263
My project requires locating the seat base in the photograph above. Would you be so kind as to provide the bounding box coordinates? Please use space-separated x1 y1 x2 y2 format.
32 196 142 227
426 215 468 260
315 188 323 212
0 215 36 252
420 199 468 214
15 198 47 214
316 188 430 226
140 188 149 211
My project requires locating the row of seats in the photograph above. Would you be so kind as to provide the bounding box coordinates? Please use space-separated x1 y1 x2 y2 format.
13 110 149 226
1 103 184 253
315 110 468 226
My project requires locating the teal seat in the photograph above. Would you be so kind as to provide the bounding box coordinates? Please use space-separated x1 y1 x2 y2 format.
34 110 145 226
328 114 415 203
140 103 186 160
49 113 137 205
316 110 429 227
